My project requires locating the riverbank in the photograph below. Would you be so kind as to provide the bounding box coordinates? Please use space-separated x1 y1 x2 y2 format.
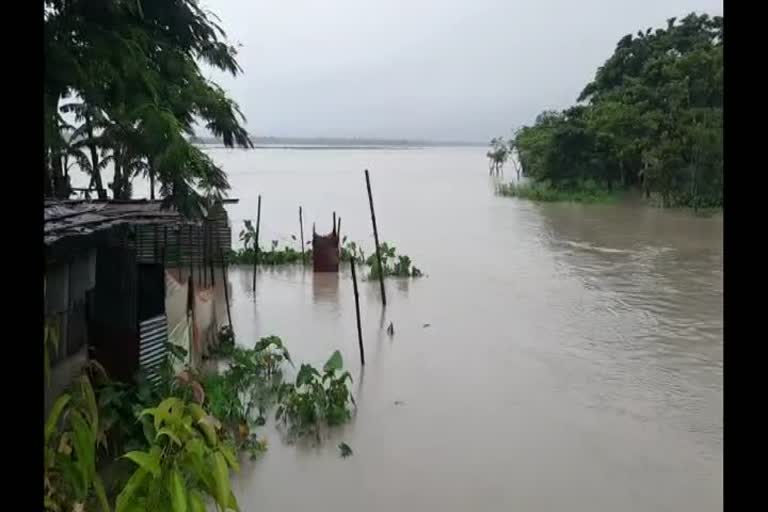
497 180 623 204
497 180 723 215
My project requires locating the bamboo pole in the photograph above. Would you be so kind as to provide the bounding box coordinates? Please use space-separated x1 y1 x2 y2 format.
365 169 386 306
252 195 261 291
299 206 305 263
350 258 365 365
220 248 234 338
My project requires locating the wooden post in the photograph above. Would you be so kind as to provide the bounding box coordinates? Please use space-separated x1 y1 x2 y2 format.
337 217 342 242
299 206 305 263
208 231 216 287
252 195 261 291
163 226 168 268
365 169 387 306
197 226 202 287
350 258 365 366
177 227 182 281
187 224 193 284
219 248 234 338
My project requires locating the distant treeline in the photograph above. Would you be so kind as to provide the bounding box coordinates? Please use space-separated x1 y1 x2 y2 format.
509 13 723 208
189 135 484 148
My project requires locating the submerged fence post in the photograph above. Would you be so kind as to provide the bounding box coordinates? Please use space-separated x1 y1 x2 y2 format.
220 248 234 339
350 257 365 366
365 169 387 306
299 206 305 263
253 195 261 291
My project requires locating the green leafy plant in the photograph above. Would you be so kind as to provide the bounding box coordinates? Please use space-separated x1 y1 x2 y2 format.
275 350 355 440
228 243 311 265
343 239 422 278
207 325 236 359
44 374 111 512
366 243 423 278
116 397 241 512
201 336 293 458
340 238 366 264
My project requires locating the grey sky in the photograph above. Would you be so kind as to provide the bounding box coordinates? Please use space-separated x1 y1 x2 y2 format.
203 0 723 142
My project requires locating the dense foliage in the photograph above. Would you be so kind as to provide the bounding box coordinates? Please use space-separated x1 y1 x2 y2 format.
506 13 722 208
44 0 252 214
45 325 355 510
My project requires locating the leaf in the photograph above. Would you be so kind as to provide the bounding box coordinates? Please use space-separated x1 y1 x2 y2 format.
323 350 343 372
153 397 184 430
219 444 240 472
156 427 182 446
45 394 71 444
93 474 111 512
170 469 188 512
338 442 353 457
115 468 148 512
188 491 206 512
197 416 220 447
70 410 96 486
122 449 161 477
227 490 241 512
80 375 99 435
211 452 231 510
296 364 320 387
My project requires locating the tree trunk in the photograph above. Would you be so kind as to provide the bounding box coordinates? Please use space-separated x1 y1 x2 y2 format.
85 119 106 199
150 171 155 200
51 148 68 199
620 161 626 187
112 150 123 199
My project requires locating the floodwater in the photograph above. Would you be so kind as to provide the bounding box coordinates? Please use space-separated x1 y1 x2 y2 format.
205 146 723 512
76 146 722 510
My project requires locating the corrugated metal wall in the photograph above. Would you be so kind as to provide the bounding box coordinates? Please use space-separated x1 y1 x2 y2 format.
139 315 168 385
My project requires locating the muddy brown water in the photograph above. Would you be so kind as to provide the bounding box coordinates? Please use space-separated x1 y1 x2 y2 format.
99 146 724 510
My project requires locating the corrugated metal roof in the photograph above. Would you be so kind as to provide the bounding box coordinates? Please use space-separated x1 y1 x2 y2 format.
44 200 221 246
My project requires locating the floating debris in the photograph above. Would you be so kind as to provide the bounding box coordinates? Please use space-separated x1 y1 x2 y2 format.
339 442 353 458
394 400 406 406
422 323 431 328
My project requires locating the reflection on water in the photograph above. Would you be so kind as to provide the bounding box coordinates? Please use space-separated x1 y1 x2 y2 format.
209 147 719 511
312 271 340 305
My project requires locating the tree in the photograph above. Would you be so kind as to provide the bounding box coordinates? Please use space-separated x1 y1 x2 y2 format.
44 0 254 215
486 137 509 176
512 12 722 207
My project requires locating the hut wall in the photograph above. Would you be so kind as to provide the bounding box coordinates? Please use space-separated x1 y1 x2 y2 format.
44 249 96 412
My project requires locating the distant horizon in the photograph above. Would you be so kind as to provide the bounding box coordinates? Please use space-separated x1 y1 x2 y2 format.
189 134 488 147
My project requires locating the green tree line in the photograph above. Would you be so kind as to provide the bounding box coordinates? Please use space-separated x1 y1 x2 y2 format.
44 0 253 215
507 13 722 208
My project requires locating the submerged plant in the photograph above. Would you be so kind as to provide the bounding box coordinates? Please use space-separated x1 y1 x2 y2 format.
343 240 423 278
201 336 293 458
366 242 423 278
275 350 355 440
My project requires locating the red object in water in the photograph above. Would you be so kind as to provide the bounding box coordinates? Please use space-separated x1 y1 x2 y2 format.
312 221 340 272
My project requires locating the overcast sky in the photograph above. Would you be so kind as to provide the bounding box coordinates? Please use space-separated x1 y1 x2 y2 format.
202 0 722 142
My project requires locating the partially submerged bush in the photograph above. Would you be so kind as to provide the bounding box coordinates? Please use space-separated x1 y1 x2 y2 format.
202 336 292 458
497 179 620 203
276 350 356 440
342 239 423 278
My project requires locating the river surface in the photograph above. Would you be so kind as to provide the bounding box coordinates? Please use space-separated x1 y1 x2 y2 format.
195 146 721 512
77 146 722 510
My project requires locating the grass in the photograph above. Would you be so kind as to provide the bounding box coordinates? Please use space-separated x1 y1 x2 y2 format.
497 180 622 204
